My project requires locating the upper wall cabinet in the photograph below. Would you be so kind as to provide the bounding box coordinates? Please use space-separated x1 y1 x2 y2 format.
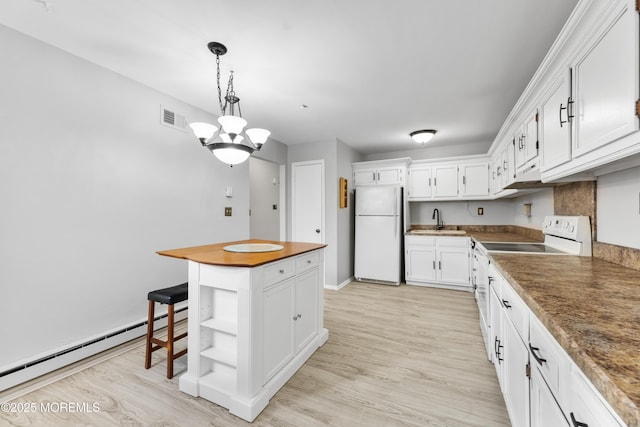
540 69 572 172
571 1 638 158
352 158 410 186
538 0 640 181
408 159 489 201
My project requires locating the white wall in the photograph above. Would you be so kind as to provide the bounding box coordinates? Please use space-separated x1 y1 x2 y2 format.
597 166 640 249
336 140 364 286
512 189 555 229
0 26 249 369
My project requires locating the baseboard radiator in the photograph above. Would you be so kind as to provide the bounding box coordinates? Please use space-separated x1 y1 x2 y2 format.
0 306 187 392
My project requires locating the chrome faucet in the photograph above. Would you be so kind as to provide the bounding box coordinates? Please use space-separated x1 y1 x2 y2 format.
432 208 444 230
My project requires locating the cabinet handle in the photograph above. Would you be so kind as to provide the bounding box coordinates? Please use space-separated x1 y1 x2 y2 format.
428 177 432 187
293 316 298 321
432 261 436 270
433 177 437 186
567 97 575 121
494 337 504 363
488 276 494 284
438 261 441 270
529 344 548 365
570 413 588 427
297 314 302 319
492 171 496 180
560 102 568 127
503 160 507 170
497 166 502 176
279 269 285 274
377 172 380 181
462 176 466 185
521 135 526 148
307 260 312 264
502 299 512 309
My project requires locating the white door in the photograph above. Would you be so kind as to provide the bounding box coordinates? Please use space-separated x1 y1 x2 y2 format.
250 157 281 240
291 160 324 244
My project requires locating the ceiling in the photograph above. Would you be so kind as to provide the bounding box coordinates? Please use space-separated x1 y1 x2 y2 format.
0 0 578 155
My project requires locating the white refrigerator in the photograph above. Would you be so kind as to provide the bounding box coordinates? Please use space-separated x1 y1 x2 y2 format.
354 185 403 285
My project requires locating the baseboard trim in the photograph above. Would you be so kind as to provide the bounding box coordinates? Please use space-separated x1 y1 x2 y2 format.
324 277 353 291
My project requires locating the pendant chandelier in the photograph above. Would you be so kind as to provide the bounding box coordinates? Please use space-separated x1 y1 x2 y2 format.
189 42 270 166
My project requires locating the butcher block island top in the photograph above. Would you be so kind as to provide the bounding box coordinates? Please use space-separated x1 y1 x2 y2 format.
157 239 326 267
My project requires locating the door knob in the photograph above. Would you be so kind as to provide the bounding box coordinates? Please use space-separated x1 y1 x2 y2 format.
315 229 320 233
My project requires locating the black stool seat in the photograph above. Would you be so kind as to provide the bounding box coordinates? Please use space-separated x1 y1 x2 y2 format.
148 282 188 305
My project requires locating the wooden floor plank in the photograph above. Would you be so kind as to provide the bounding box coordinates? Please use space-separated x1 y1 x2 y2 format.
0 282 510 426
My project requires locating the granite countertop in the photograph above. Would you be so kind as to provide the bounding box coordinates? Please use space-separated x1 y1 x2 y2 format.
157 239 326 267
490 253 640 427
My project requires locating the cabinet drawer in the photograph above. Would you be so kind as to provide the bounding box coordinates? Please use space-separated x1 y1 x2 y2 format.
569 365 624 427
500 282 529 341
405 235 436 247
295 252 319 274
529 314 569 404
264 259 295 287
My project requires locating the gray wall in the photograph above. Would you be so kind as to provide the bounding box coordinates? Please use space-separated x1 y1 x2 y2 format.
0 26 250 369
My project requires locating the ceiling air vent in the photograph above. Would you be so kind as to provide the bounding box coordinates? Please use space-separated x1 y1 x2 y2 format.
160 105 187 132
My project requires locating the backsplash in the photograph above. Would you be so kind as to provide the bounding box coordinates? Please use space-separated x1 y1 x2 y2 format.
554 181 640 272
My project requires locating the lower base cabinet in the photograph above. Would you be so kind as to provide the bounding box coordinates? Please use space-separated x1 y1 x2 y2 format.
405 235 471 290
487 265 626 427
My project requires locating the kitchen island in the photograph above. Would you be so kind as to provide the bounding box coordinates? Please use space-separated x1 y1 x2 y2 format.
157 239 328 422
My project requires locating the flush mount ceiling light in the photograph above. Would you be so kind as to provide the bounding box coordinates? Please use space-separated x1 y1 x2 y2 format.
410 129 437 144
189 42 270 166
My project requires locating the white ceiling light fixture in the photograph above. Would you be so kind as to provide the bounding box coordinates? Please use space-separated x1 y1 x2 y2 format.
189 42 270 166
410 129 437 144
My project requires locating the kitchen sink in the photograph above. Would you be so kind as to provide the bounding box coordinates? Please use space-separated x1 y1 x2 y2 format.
408 229 467 235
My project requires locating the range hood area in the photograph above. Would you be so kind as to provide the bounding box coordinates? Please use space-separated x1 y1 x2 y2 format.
505 163 558 189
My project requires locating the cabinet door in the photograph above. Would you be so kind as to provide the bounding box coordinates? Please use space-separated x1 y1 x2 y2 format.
408 167 432 198
263 279 296 384
502 316 530 427
294 269 319 352
459 162 489 197
406 246 437 282
437 246 469 285
524 110 539 164
505 140 516 185
573 3 638 158
514 130 527 169
568 367 624 427
433 165 458 197
353 168 377 186
490 286 504 387
530 366 569 427
377 166 404 185
541 70 572 171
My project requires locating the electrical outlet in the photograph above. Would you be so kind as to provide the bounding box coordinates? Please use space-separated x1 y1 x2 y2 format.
225 207 232 216
477 207 484 216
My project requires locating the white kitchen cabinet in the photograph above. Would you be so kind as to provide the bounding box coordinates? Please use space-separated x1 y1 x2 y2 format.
458 161 489 197
353 159 409 186
572 1 638 159
530 365 569 427
408 164 458 199
407 165 432 198
502 312 530 427
568 365 625 427
405 236 470 290
432 165 458 198
541 69 573 172
263 268 319 384
489 277 504 386
180 249 327 422
514 109 540 172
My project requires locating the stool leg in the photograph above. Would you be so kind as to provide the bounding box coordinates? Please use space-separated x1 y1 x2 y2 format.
145 300 155 369
167 303 175 379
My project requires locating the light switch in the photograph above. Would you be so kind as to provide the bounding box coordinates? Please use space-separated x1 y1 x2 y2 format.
225 187 233 198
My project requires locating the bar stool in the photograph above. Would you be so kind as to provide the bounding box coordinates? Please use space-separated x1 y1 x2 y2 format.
145 282 188 379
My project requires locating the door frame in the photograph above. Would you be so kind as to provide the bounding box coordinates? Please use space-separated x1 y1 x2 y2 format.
291 159 325 244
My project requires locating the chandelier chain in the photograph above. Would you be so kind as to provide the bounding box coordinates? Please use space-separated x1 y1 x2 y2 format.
216 53 225 114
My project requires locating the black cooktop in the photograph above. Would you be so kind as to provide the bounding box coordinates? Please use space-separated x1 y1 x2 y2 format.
481 242 567 254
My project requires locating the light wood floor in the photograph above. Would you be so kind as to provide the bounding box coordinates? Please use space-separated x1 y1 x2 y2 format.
0 282 510 426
